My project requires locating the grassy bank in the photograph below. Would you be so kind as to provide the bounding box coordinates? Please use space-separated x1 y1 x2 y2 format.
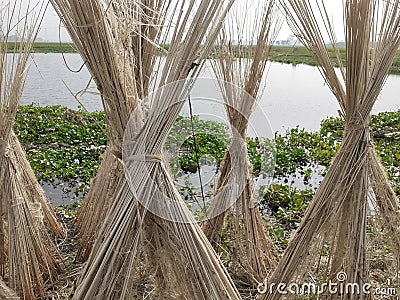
18 43 400 73
7 42 77 53
269 45 400 74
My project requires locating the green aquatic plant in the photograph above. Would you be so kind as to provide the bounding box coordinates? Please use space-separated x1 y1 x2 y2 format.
14 105 400 199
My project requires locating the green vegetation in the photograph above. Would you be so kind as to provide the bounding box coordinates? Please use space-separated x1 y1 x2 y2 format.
7 42 77 53
268 46 344 67
15 105 106 185
260 184 314 245
7 42 168 54
268 46 400 74
32 42 77 53
167 115 231 173
262 184 314 228
14 104 400 225
213 45 400 74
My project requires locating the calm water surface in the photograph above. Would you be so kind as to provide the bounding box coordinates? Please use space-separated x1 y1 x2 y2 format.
21 54 400 205
21 53 400 133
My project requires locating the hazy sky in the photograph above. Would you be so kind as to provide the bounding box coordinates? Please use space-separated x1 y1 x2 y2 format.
30 0 344 42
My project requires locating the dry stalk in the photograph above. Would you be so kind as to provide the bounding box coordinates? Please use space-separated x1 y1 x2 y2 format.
53 0 241 298
0 1 63 298
203 0 281 287
50 0 178 262
259 1 400 299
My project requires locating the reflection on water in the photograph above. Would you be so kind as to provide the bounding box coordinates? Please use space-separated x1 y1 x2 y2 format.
22 53 99 111
22 53 400 133
22 54 400 206
41 179 84 207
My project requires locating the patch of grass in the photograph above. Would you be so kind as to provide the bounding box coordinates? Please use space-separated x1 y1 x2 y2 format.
15 104 106 146
8 42 168 54
268 46 345 67
268 46 400 74
7 42 77 53
15 104 106 182
15 104 106 197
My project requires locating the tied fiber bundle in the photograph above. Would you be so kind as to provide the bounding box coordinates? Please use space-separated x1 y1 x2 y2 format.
0 1 62 299
71 1 243 299
259 1 400 299
203 0 280 286
50 0 175 262
0 5 64 241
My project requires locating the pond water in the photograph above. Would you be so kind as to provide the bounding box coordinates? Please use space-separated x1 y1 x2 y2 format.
21 53 400 134
21 53 399 206
41 179 85 207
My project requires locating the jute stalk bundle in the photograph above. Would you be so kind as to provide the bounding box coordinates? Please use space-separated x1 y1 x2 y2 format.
50 0 172 261
12 131 65 238
71 1 245 298
0 1 62 298
259 1 400 299
202 0 280 286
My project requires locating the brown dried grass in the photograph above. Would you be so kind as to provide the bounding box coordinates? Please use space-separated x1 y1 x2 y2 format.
0 277 18 299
